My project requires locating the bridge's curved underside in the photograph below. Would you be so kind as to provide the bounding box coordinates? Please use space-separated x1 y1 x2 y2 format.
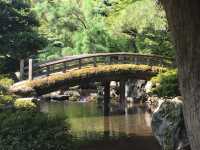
10 64 166 96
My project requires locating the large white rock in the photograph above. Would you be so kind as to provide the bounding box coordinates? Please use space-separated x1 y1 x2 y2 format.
145 81 153 93
151 97 190 150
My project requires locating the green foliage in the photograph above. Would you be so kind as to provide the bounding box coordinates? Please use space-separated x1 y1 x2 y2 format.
0 75 15 109
34 0 137 61
0 110 73 150
0 75 14 94
0 0 47 73
136 27 175 57
14 99 37 110
0 0 175 68
0 75 72 150
151 69 180 97
105 0 175 57
73 18 111 54
0 95 14 109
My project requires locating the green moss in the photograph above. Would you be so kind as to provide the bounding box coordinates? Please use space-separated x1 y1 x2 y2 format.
11 64 166 96
29 64 165 89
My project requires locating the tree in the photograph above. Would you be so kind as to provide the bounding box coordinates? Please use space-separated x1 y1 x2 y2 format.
34 0 136 61
103 0 175 57
0 0 46 73
160 1 200 149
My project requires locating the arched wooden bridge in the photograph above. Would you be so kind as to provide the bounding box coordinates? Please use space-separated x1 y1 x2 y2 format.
19 52 174 80
11 52 174 97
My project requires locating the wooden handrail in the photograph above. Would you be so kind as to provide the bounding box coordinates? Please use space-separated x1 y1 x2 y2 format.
20 52 175 81
37 53 173 68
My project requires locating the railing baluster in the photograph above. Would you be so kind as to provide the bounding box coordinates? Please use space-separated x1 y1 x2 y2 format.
46 66 50 76
63 62 67 72
93 57 97 67
118 55 122 64
160 59 164 68
134 57 138 64
159 59 162 67
79 59 82 69
147 57 150 66
106 56 111 65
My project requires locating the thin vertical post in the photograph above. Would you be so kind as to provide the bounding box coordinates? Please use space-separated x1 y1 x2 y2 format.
63 62 67 72
106 56 111 65
147 57 150 66
134 57 138 64
119 55 124 64
159 59 164 68
28 58 33 80
119 80 126 105
93 57 97 67
20 59 24 80
79 59 82 69
46 66 50 76
104 81 110 116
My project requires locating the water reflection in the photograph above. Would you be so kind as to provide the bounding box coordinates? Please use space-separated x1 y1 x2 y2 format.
40 102 152 138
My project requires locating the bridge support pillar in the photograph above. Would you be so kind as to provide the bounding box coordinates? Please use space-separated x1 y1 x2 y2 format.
119 80 126 105
20 59 24 81
104 81 110 116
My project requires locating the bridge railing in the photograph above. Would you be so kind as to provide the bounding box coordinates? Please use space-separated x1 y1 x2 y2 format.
19 52 175 81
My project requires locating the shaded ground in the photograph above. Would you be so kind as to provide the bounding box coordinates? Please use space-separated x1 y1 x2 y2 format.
79 135 161 150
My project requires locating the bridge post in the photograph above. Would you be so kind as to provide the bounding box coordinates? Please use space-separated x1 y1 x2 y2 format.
159 59 164 67
106 56 111 65
20 59 24 81
93 57 97 67
104 81 110 116
118 55 124 64
78 59 82 69
134 57 138 64
63 62 67 72
147 57 150 66
119 80 126 105
46 66 50 76
28 58 33 80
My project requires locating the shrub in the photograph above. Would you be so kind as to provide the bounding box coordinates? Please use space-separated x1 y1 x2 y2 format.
14 99 37 110
0 75 14 94
150 69 180 97
0 75 15 109
0 110 73 150
0 95 14 105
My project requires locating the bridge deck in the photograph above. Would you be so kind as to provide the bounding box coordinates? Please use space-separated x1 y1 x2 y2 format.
11 64 167 96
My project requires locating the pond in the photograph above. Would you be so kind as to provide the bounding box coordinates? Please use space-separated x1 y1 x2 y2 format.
40 101 161 150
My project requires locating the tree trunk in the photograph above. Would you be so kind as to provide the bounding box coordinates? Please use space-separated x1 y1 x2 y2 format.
160 1 200 149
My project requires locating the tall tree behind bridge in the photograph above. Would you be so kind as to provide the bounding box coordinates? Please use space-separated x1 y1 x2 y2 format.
160 1 200 149
0 0 46 73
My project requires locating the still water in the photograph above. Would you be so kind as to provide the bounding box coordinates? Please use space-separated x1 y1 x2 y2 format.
40 101 153 138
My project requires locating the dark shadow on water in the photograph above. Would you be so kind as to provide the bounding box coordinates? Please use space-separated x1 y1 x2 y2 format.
75 132 161 150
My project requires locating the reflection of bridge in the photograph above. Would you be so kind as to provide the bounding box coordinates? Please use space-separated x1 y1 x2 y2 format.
11 53 174 114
